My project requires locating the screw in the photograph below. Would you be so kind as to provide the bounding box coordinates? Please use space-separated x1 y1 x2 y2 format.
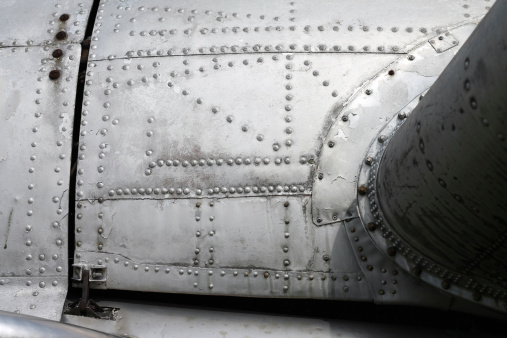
318 173 324 180
408 55 415 61
387 247 396 256
328 141 335 148
52 49 63 58
332 214 338 221
388 70 395 76
316 217 322 223
323 254 330 261
378 135 387 143
367 265 373 271
438 36 444 40
441 280 450 289
55 31 67 40
365 157 374 166
367 222 376 231
49 70 60 80
365 89 372 95
342 115 348 122
358 185 367 195
398 112 406 119
59 14 70 21
284 202 289 207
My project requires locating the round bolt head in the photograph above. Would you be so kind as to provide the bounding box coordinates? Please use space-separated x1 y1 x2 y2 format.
358 185 367 195
49 70 61 80
264 272 269 278
365 89 372 95
323 254 330 261
284 202 289 208
398 112 407 120
52 49 63 58
342 115 348 122
328 141 335 148
367 222 376 231
59 14 70 21
316 217 322 223
318 173 324 180
408 55 415 60
365 157 374 165
55 31 67 40
388 70 395 76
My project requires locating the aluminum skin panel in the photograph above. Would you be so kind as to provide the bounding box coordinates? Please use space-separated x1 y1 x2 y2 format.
77 53 396 200
0 0 94 47
74 196 371 300
0 44 81 320
312 23 478 225
89 0 492 60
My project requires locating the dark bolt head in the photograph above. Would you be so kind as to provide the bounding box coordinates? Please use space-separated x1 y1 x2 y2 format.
365 89 372 95
323 254 330 261
365 157 374 166
316 217 322 223
264 272 269 278
52 49 63 58
56 31 67 40
328 141 335 148
441 280 450 289
318 173 324 180
332 214 338 221
367 265 373 271
196 202 201 208
358 185 367 195
358 246 363 252
59 14 70 21
379 289 385 295
387 247 397 256
360 256 367 261
412 266 422 276
388 70 395 76
284 219 290 224
284 201 289 208
473 291 481 301
408 55 415 61
378 135 387 143
438 36 444 40
341 115 348 122
367 222 376 231
398 112 407 120
49 70 61 80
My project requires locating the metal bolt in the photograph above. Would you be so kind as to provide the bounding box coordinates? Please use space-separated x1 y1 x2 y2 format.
284 219 290 224
98 244 103 250
332 214 338 221
283 259 290 266
387 247 396 256
316 217 322 223
284 202 289 208
55 31 67 40
365 89 372 95
341 115 348 122
358 185 367 195
367 265 373 271
378 135 387 143
59 14 70 22
323 254 330 261
367 222 376 231
398 112 406 120
196 202 201 207
328 141 335 148
49 70 60 80
264 272 269 278
318 173 324 180
98 228 103 234
52 49 63 58
408 55 415 61
388 70 395 76
438 36 444 40
441 280 450 289
365 157 374 166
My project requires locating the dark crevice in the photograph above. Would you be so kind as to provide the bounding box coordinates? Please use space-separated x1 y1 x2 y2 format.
68 0 100 285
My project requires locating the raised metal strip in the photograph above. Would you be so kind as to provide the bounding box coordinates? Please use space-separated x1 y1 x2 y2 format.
0 44 81 320
74 196 371 300
0 0 94 47
311 24 478 225
77 53 396 200
89 0 491 60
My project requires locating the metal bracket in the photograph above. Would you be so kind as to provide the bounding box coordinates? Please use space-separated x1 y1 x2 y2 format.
67 269 106 318
429 32 458 53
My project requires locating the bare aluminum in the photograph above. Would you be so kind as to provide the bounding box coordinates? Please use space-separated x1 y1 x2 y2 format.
373 0 507 312
0 310 116 338
0 0 94 47
89 0 491 60
0 44 81 319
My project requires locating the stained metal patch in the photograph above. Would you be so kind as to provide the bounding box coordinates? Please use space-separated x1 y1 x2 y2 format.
89 0 491 60
311 24 478 225
429 32 459 53
0 0 94 47
0 44 81 320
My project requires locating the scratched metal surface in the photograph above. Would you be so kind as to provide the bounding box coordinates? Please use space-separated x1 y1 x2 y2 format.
0 0 94 47
89 0 492 60
74 196 372 300
312 24 479 225
0 44 81 320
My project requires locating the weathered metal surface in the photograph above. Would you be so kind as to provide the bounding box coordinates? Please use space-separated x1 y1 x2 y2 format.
0 43 81 319
75 196 371 300
89 0 491 60
0 0 94 47
62 299 487 338
312 23 477 225
370 0 507 313
77 53 396 201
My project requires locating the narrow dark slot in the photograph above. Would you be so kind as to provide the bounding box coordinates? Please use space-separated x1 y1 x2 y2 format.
68 0 101 285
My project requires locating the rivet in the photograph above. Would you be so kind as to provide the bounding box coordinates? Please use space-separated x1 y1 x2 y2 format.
283 259 290 266
55 31 67 40
367 222 376 231
316 218 322 223
408 55 415 61
318 173 324 180
323 254 330 261
365 89 372 95
342 115 348 122
49 70 61 80
328 141 335 148
398 112 407 119
284 202 289 207
52 49 63 58
59 14 70 21
358 185 367 195
388 70 395 76
365 157 374 165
